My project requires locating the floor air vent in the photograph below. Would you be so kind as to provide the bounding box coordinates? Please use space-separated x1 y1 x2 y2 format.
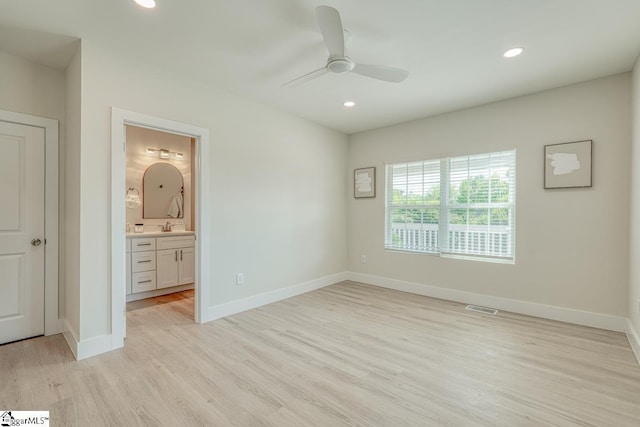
465 305 498 315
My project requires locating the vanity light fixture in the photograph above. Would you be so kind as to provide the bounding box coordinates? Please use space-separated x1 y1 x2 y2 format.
145 147 185 161
134 0 156 8
503 47 524 58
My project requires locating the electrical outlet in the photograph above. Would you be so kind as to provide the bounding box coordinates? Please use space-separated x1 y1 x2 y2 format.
360 255 367 264
236 273 245 286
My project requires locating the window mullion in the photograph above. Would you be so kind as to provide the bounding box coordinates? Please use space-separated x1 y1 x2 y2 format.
439 158 449 254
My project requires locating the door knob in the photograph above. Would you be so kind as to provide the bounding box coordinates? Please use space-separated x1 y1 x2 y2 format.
31 238 42 246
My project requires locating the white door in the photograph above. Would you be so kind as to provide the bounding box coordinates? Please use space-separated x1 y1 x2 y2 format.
0 121 45 344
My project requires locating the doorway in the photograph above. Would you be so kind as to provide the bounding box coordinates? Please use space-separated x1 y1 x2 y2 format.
110 109 210 349
124 125 196 322
0 109 61 344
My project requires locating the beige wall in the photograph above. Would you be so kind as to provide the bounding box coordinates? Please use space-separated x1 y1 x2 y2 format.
630 56 640 334
76 39 348 340
348 74 631 316
125 126 193 231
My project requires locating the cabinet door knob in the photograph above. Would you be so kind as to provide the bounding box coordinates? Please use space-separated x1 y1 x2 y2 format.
180 249 183 261
175 250 178 262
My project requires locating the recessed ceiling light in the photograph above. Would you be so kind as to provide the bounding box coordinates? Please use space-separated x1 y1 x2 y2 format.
503 47 524 58
134 0 156 8
343 101 356 108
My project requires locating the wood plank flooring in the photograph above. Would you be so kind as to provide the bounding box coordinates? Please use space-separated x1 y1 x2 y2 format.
1 281 639 426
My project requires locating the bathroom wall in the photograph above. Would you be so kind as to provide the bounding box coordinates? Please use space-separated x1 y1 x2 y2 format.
125 125 193 231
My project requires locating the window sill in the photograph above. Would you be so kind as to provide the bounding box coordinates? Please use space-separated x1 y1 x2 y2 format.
384 247 515 265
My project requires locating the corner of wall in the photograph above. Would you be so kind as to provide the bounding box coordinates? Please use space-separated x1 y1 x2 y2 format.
62 319 115 360
206 272 349 323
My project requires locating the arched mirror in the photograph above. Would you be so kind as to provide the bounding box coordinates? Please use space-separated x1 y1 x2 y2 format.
143 163 184 218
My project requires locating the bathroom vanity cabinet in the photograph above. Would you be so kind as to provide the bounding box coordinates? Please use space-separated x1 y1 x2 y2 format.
126 232 195 301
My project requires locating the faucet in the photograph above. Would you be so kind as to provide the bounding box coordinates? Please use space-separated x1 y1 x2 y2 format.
162 221 172 232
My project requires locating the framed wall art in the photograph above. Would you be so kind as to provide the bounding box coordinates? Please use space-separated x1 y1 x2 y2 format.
544 140 592 189
354 167 375 198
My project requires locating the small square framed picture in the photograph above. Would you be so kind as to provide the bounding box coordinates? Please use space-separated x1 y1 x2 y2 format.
354 167 375 198
544 140 593 189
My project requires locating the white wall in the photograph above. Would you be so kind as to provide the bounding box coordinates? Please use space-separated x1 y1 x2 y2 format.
75 39 348 340
0 49 69 326
125 126 193 231
349 74 631 317
0 51 66 121
629 57 640 336
64 45 81 337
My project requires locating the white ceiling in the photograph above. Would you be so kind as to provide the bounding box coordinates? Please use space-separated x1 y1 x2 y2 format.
2 0 640 134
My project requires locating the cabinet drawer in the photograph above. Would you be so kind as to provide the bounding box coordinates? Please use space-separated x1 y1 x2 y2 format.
131 251 156 272
131 237 156 252
156 235 195 250
132 271 157 293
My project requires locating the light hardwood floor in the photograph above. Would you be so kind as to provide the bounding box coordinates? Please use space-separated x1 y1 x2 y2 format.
1 281 639 426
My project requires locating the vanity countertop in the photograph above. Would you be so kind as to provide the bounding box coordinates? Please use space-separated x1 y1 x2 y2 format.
127 230 195 238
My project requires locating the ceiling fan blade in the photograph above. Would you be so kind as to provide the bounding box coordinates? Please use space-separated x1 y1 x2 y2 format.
282 66 329 88
315 5 345 59
352 64 409 83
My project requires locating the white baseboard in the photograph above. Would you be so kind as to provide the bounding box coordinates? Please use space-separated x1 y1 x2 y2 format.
62 319 79 359
627 319 640 365
62 319 114 360
206 271 349 322
348 272 628 332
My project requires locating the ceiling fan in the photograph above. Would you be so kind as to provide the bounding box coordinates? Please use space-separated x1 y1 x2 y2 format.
283 5 409 88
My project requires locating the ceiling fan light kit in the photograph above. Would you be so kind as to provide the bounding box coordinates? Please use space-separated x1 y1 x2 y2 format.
283 5 409 88
504 47 524 58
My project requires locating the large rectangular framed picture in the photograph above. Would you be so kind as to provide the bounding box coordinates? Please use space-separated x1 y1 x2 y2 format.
544 140 592 189
354 167 375 198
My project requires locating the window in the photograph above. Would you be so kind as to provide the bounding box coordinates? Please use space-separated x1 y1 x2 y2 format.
385 149 515 261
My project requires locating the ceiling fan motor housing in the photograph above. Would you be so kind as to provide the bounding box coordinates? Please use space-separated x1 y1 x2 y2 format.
328 58 354 73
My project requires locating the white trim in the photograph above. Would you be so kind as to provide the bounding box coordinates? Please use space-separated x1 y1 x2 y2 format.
206 272 349 322
627 319 640 365
63 319 116 360
348 272 628 332
77 334 114 360
62 320 79 359
110 108 211 353
0 109 62 337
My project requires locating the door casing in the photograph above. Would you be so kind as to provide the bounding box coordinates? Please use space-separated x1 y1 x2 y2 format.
110 108 211 350
0 109 61 338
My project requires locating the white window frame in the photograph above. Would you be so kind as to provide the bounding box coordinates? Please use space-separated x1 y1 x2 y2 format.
385 149 516 263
